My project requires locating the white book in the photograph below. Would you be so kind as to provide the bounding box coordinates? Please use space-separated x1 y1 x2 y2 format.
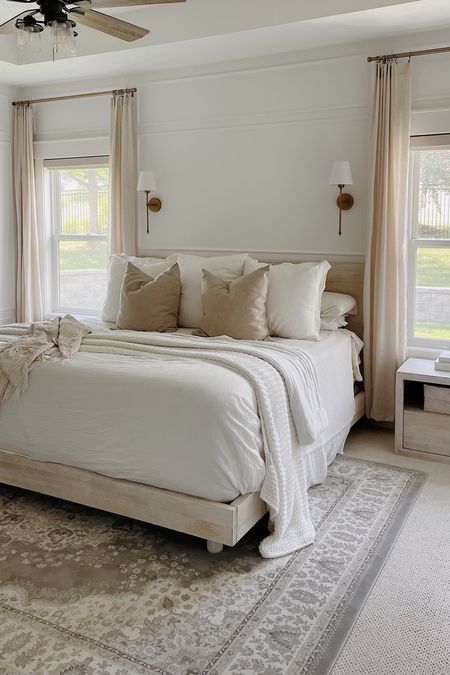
437 350 450 363
434 358 450 372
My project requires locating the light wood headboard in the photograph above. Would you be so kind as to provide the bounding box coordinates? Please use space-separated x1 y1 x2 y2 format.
143 250 365 340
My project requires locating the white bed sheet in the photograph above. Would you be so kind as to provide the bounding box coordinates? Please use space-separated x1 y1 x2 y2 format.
0 328 356 502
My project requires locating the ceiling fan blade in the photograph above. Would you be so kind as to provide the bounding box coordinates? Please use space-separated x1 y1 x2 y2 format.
0 10 37 34
72 0 184 7
69 7 149 41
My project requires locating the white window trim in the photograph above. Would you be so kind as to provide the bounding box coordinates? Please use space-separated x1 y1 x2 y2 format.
46 157 110 316
407 139 450 352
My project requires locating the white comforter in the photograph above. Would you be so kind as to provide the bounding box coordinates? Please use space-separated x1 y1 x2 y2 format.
0 324 359 557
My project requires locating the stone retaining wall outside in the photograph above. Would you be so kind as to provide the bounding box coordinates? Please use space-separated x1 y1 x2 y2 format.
416 286 450 324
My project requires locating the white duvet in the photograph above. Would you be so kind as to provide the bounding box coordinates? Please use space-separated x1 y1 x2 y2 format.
0 324 360 557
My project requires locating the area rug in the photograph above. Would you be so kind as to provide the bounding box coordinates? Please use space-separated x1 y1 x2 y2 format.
0 456 425 674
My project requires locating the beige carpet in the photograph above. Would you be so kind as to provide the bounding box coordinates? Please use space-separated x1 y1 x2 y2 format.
332 425 450 675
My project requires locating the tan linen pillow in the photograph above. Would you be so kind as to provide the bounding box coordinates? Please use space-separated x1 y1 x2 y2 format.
199 266 270 340
116 262 181 332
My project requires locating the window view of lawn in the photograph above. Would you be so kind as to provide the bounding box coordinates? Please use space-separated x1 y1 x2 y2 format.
58 239 108 311
416 322 450 340
415 249 450 341
412 149 450 343
52 166 110 312
416 248 450 287
59 240 108 271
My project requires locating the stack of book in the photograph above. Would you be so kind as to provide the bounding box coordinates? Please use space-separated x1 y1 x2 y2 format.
434 350 450 372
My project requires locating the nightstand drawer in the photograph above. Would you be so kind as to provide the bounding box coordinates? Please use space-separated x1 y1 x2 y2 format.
404 408 450 457
424 384 450 415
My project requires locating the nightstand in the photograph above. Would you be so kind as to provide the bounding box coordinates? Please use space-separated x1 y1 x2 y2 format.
396 358 450 463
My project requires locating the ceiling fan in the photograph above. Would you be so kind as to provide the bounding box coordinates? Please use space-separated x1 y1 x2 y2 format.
0 0 186 55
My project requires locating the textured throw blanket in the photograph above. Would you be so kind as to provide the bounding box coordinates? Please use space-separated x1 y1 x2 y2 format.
81 330 328 558
0 315 90 406
0 322 328 558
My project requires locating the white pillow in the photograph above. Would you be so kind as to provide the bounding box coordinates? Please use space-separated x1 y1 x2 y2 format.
321 316 348 331
243 257 266 275
245 257 357 332
102 254 172 323
320 291 357 330
171 253 248 328
267 260 331 339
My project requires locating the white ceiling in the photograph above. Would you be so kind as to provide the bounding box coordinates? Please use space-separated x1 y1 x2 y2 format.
1 0 450 85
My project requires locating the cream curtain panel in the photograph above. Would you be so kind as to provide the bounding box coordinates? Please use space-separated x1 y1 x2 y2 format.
110 91 137 256
364 61 412 422
13 103 43 323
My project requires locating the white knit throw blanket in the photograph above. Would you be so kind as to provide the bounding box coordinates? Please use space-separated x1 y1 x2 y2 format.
0 315 90 406
81 330 329 558
0 324 328 558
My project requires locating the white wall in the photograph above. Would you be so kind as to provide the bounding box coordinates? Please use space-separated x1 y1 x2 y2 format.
25 50 372 261
17 30 450 271
0 85 15 324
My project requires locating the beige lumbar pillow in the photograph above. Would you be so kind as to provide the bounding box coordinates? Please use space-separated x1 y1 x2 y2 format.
199 266 270 340
116 262 181 332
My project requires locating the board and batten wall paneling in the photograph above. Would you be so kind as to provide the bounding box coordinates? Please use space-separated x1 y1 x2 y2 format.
0 89 15 325
23 40 450 265
136 54 371 255
28 53 372 259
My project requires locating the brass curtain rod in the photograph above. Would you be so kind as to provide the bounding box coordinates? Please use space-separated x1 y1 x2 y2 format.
367 46 450 62
12 87 137 106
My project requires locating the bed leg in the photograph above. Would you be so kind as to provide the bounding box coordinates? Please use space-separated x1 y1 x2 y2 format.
206 540 224 554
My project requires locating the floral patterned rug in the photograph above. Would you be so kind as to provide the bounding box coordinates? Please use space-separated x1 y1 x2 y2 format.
0 456 425 674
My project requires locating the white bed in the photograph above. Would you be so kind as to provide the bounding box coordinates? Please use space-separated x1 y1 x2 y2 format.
0 260 365 556
0 328 356 503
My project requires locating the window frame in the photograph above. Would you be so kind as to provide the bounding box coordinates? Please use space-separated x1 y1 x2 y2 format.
408 135 450 351
45 156 110 316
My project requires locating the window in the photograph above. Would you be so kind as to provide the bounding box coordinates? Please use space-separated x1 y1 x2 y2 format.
46 157 109 315
408 136 450 349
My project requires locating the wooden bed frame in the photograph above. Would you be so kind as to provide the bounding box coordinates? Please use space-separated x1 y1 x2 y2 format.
0 260 365 554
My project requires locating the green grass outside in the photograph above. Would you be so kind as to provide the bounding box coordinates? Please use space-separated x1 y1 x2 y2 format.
416 321 450 340
59 240 107 271
417 248 450 286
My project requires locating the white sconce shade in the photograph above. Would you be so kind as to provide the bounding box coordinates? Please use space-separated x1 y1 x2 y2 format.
329 161 353 186
137 170 158 192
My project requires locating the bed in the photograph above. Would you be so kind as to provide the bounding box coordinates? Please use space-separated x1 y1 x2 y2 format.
0 260 364 556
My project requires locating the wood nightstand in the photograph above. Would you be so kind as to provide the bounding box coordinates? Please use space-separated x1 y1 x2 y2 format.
396 358 450 463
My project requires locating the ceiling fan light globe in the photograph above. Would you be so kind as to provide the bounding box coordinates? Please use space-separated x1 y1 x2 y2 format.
16 16 43 50
50 18 76 55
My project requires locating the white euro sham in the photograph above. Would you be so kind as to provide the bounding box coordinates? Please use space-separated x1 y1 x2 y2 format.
267 260 331 339
168 253 248 328
244 257 356 333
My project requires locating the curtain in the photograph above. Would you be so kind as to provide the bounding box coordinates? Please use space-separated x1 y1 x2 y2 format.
364 60 412 422
110 91 137 256
13 103 43 323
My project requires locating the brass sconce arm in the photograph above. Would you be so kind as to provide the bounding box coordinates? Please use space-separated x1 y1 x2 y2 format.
144 190 162 234
336 185 354 236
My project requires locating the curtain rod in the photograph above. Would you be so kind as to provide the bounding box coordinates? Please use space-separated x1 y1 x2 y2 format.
12 87 137 106
367 46 450 62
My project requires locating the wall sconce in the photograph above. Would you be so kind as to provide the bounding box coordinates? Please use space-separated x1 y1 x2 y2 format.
137 170 161 234
329 161 354 236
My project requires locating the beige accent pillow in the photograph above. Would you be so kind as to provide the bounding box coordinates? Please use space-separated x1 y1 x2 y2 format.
116 262 181 332
102 254 172 323
199 266 270 340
